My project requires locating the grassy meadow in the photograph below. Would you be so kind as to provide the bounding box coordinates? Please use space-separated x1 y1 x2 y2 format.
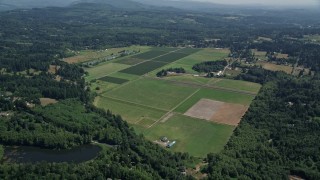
209 79 262 93
104 78 198 110
95 96 166 124
143 114 235 157
85 63 130 81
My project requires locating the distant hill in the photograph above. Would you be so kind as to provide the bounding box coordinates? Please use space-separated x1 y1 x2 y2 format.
0 0 153 11
74 0 148 9
132 0 230 11
0 0 77 11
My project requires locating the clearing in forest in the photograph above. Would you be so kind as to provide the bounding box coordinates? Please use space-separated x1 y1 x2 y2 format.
257 61 293 74
85 46 260 157
40 98 58 106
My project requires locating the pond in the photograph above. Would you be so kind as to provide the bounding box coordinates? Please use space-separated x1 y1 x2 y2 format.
2 144 101 163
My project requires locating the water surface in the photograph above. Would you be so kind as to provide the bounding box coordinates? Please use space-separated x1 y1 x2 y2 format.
3 144 101 163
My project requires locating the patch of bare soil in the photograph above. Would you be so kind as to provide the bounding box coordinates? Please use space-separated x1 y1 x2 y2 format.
48 65 60 74
40 98 58 106
184 99 224 120
184 99 248 126
186 162 208 179
211 103 248 126
160 112 175 123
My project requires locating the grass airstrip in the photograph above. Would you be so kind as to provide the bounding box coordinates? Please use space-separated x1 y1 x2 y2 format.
81 46 261 157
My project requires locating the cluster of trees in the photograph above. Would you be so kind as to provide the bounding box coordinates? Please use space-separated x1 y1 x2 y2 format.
230 47 256 63
235 66 279 84
156 67 186 77
192 60 227 73
0 73 88 104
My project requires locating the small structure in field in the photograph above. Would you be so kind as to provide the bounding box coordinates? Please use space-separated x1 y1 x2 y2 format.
166 141 176 148
160 136 168 142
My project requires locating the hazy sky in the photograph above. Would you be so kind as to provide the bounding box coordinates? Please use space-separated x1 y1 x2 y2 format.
191 0 320 6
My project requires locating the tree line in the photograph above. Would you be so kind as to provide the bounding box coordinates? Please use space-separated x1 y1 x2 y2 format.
192 60 227 73
156 67 186 77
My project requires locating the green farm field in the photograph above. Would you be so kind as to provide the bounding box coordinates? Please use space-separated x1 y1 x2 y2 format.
176 48 202 54
209 79 262 93
120 61 167 75
175 88 255 113
107 72 140 81
64 45 150 64
115 58 146 65
85 63 130 81
175 48 230 66
98 76 129 84
150 47 179 52
152 52 195 63
95 96 166 124
86 46 258 157
143 114 235 157
104 78 198 110
131 50 169 60
164 75 212 85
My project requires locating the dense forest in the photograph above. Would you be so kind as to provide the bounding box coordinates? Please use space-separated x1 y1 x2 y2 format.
206 73 320 179
0 0 320 179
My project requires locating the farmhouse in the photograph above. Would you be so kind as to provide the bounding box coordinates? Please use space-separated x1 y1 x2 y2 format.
208 71 223 77
160 136 168 142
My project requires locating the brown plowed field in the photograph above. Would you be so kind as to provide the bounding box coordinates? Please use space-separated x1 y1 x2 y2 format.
184 99 248 126
210 103 248 126
184 99 224 120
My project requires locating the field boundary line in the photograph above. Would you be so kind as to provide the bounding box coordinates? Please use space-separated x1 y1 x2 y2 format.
135 117 158 125
86 64 131 81
145 76 257 96
147 88 201 129
207 78 222 86
128 48 184 65
117 48 186 76
98 76 142 94
104 76 143 93
172 62 192 66
116 59 150 67
99 95 169 112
